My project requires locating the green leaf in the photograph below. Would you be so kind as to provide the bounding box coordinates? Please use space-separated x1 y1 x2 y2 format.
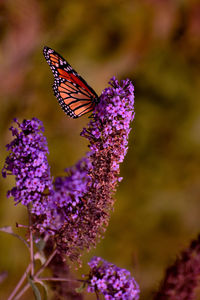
0 226 29 248
35 237 46 252
75 282 85 293
35 279 48 300
0 226 13 234
28 277 41 300
34 252 46 265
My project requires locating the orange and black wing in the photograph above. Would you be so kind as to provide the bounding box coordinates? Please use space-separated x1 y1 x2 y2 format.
43 46 99 118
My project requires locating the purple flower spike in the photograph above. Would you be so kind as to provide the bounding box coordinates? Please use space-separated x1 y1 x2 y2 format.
53 77 135 260
80 77 134 231
86 257 140 299
2 118 53 215
81 77 134 196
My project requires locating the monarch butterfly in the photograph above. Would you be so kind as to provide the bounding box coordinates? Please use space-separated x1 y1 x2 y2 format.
43 46 99 118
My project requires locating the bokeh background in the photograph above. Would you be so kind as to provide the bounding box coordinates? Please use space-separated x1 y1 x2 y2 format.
0 0 200 299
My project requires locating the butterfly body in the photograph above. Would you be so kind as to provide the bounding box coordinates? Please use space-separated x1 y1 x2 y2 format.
43 46 99 118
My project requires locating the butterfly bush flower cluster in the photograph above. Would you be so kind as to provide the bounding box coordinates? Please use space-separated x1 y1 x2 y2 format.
54 77 135 258
81 76 134 207
86 257 140 300
2 118 53 216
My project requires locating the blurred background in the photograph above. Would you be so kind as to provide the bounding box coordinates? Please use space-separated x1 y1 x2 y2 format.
0 0 200 299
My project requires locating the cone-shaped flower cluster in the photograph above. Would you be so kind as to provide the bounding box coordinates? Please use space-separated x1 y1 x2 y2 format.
54 77 135 259
86 257 140 300
2 118 53 215
81 77 134 208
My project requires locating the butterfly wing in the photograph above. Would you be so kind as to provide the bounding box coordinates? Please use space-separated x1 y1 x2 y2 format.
43 46 99 118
